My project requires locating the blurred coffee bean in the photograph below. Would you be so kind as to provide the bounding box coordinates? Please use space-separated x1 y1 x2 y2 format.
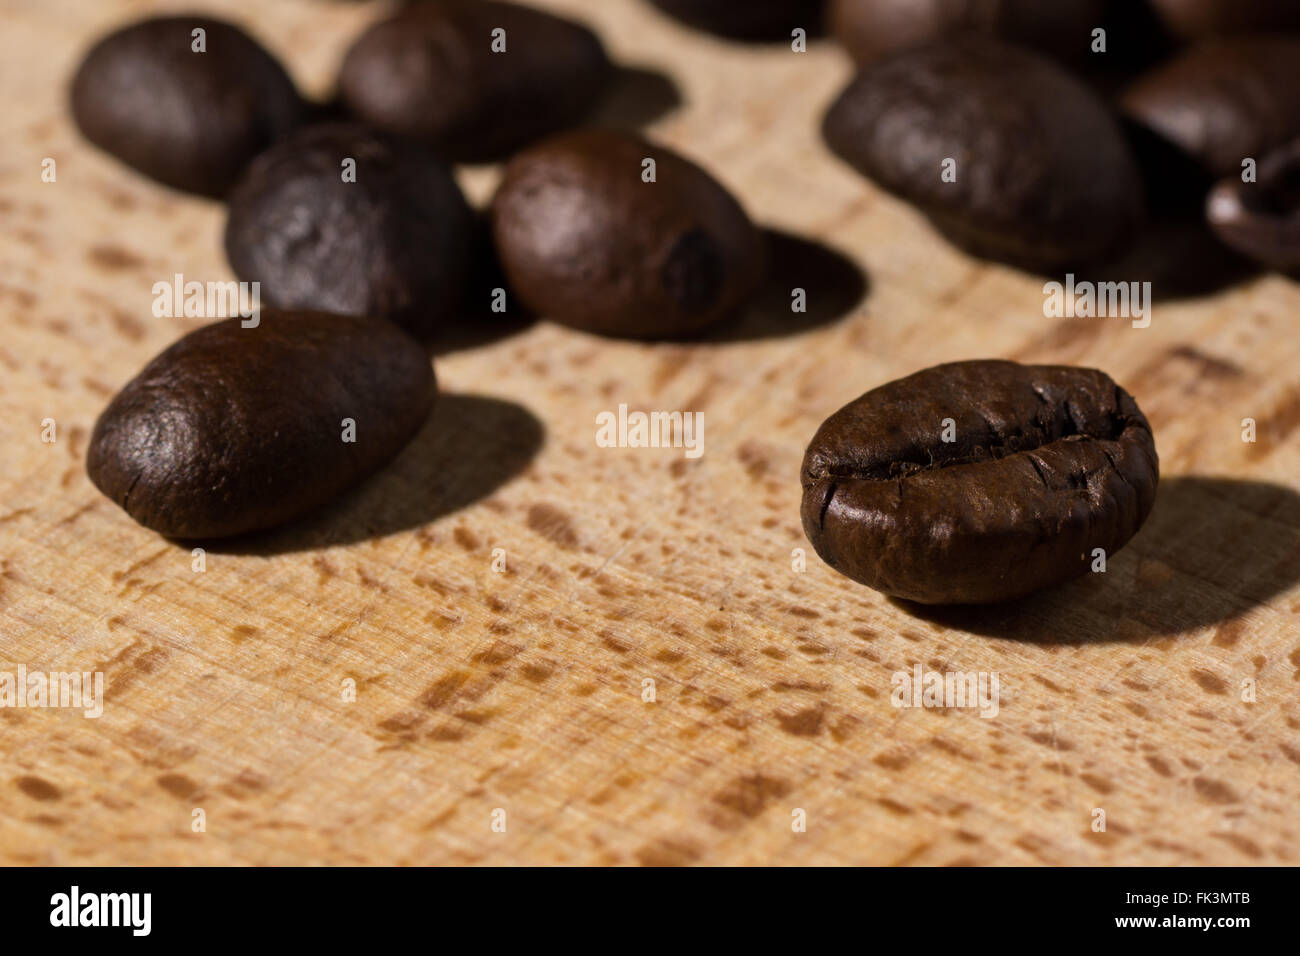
646 0 824 40
828 0 1105 66
70 16 305 197
824 40 1144 271
1146 0 1300 40
338 0 611 162
1206 138 1300 272
1121 36 1300 180
491 129 765 338
224 124 474 338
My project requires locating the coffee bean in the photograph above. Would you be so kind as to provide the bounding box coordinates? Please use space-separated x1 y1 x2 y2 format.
224 124 474 338
645 0 824 40
1207 138 1300 272
70 16 305 197
800 360 1158 605
1121 37 1300 180
828 0 1104 66
338 0 611 163
823 40 1144 271
491 129 765 338
87 311 435 539
1146 0 1300 40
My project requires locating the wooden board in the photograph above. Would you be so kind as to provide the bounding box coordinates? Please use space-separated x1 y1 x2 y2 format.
2 0 1299 866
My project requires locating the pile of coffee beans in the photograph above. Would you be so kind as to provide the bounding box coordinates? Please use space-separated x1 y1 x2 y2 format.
73 4 772 541
73 0 1300 608
821 0 1300 274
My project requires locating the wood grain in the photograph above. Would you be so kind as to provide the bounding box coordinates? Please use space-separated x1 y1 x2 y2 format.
1 0 1298 865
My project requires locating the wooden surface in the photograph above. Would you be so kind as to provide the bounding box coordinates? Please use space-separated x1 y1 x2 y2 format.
2 0 1299 866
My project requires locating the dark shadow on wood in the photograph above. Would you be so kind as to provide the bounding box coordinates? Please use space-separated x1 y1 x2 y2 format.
207 394 544 554
643 1 825 42
587 64 684 132
1077 0 1178 99
891 476 1300 642
1100 212 1261 303
427 213 536 356
699 228 868 342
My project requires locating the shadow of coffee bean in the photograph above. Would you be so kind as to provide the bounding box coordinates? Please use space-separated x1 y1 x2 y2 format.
1119 120 1214 218
699 229 868 342
892 475 1300 642
303 95 350 127
430 310 535 356
587 64 683 132
428 211 536 356
209 394 544 554
1076 0 1177 98
1099 210 1260 302
1089 121 1260 298
645 0 826 42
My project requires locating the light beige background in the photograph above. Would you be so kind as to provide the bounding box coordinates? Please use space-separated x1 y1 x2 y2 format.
1 0 1298 865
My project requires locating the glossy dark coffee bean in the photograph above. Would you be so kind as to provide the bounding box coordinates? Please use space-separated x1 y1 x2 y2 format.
823 40 1144 271
1207 139 1300 272
70 16 305 197
800 360 1159 605
491 129 766 338
828 0 1104 66
87 311 435 539
646 0 824 40
1146 0 1300 40
224 124 474 338
1121 37 1300 180
338 0 611 163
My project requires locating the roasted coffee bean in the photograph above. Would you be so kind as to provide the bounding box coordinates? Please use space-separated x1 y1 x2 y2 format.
70 16 305 197
491 129 765 338
1121 37 1300 180
645 0 824 40
1207 138 1300 272
823 40 1144 271
338 0 611 163
87 311 435 539
1146 0 1300 40
800 360 1158 605
828 0 1104 66
224 124 474 338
